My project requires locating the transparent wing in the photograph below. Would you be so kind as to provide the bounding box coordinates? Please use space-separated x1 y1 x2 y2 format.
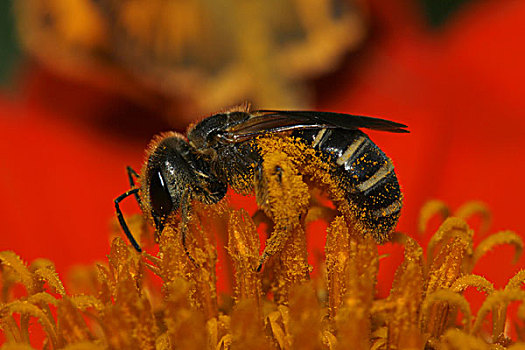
217 110 409 143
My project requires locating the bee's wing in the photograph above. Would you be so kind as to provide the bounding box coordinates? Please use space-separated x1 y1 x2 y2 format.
260 110 409 132
218 110 408 143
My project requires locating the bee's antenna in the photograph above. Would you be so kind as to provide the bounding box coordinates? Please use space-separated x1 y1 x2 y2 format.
126 166 142 205
115 188 143 252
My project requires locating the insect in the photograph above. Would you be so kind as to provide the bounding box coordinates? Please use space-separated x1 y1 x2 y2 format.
115 105 408 270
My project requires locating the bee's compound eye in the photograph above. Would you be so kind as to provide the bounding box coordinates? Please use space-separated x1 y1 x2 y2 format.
149 170 173 217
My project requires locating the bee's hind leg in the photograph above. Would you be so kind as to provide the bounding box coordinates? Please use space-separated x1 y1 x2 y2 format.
252 209 274 237
254 151 310 271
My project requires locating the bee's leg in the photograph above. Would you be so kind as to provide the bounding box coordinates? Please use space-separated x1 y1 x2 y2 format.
180 190 198 267
255 152 310 271
252 209 274 234
304 204 337 225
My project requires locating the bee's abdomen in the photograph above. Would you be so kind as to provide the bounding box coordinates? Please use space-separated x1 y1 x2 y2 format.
292 128 402 240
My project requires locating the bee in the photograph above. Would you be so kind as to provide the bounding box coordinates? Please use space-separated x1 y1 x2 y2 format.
115 105 408 269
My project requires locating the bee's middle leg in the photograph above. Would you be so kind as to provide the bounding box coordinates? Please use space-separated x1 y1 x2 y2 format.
255 151 310 271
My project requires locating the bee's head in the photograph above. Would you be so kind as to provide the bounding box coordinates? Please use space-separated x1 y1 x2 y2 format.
141 133 227 233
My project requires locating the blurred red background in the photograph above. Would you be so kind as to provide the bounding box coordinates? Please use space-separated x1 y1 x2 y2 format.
1 0 524 313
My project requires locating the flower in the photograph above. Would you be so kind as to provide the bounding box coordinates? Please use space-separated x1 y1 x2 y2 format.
1 0 525 347
1 199 524 349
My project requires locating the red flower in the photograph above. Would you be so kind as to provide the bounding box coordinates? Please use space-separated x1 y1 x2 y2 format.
315 0 525 293
0 0 524 311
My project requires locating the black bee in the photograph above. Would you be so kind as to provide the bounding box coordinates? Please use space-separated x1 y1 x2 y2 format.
115 106 408 269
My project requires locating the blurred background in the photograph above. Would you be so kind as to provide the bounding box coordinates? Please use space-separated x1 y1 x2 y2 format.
1 0 525 300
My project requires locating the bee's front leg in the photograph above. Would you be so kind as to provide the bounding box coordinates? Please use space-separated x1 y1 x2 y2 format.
254 150 310 271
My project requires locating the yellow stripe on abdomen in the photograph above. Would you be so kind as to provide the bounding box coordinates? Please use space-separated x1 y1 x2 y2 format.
356 159 394 192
